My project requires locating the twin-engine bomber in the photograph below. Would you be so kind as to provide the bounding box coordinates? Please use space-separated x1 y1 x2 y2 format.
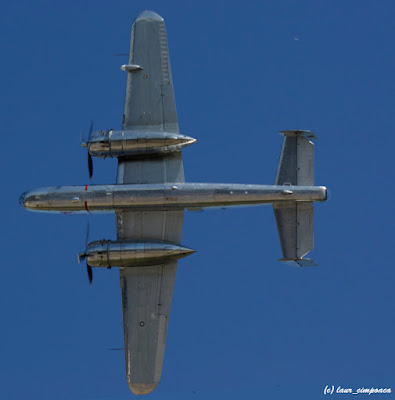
20 10 328 396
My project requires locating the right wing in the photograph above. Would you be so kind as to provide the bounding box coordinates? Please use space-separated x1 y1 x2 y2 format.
116 11 185 395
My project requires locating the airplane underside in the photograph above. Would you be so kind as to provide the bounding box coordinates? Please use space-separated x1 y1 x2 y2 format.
20 10 327 395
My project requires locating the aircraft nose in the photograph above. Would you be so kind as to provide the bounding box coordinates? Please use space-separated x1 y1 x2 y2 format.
19 192 26 207
20 190 45 210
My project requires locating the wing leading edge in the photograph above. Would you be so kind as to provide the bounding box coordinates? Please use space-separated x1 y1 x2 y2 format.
116 10 185 395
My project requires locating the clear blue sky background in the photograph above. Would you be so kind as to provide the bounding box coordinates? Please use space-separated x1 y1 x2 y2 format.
1 1 394 399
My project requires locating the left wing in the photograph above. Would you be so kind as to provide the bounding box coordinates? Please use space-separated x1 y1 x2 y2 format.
116 163 184 395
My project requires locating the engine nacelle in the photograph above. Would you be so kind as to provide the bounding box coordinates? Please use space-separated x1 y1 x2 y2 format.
80 240 195 268
82 129 196 158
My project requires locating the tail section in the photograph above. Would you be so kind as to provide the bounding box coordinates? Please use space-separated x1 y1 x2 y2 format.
273 130 318 267
273 202 316 267
275 130 316 186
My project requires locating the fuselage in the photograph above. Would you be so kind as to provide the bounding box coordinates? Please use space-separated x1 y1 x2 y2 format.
20 183 327 213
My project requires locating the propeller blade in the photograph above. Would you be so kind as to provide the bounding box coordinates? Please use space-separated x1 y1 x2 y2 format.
82 121 94 179
78 252 86 263
88 152 93 179
78 222 92 284
88 120 93 137
85 221 90 247
87 264 93 284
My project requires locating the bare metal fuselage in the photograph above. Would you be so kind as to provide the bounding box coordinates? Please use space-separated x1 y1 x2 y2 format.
20 183 327 213
19 10 329 395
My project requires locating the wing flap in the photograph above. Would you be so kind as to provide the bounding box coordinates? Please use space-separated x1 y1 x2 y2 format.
117 210 184 243
116 153 184 185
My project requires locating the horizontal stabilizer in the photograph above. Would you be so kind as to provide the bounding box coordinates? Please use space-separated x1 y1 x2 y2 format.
275 130 316 186
279 258 317 267
273 201 315 266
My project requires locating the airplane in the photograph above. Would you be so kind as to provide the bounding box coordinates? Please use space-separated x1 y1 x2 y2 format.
19 10 327 395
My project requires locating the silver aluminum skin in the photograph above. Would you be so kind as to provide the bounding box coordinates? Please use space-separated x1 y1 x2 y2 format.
19 10 328 396
80 241 195 268
83 129 196 158
20 183 326 212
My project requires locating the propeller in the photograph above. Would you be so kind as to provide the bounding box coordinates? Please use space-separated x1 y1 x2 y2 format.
81 121 94 180
87 121 93 179
78 222 93 284
88 151 93 180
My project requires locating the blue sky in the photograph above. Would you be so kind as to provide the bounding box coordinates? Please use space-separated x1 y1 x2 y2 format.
1 0 394 399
